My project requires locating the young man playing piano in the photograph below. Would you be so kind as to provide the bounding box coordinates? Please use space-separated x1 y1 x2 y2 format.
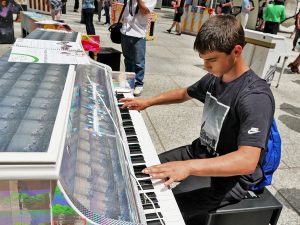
120 15 275 225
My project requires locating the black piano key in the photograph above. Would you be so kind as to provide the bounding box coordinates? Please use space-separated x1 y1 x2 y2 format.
121 113 131 120
123 120 133 127
127 136 139 143
142 202 160 210
140 195 158 204
147 219 165 225
116 93 125 100
131 155 145 164
135 172 150 179
119 107 129 113
125 127 136 136
140 192 157 199
133 165 146 173
146 212 163 220
129 144 142 154
137 179 154 190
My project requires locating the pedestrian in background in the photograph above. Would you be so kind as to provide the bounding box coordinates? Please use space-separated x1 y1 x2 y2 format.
221 0 232 15
263 0 286 34
120 0 157 96
240 0 253 29
97 0 103 22
82 0 96 34
74 0 79 12
166 0 186 35
292 9 300 50
49 0 62 20
103 0 111 25
288 54 300 73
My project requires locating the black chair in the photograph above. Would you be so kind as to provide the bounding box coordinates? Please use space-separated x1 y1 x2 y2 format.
206 188 282 225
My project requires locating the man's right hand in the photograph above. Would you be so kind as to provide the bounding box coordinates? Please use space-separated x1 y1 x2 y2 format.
120 97 150 111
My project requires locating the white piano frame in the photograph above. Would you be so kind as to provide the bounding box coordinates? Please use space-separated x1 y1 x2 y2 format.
243 29 289 87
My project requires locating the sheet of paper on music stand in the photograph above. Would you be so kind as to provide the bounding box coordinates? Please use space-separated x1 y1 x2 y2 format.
8 38 90 64
111 71 135 93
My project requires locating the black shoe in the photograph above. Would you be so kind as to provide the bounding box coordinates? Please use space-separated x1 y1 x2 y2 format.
292 48 295 51
175 32 181 35
74 9 78 12
166 29 171 33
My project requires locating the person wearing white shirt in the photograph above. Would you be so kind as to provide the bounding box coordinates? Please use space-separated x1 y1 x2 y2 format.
240 0 252 29
120 0 157 96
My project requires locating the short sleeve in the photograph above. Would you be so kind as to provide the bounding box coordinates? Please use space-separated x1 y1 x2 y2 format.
144 0 157 11
187 74 214 103
237 93 274 149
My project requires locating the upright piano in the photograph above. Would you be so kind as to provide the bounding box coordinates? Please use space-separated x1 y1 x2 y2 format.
243 29 289 87
0 29 185 225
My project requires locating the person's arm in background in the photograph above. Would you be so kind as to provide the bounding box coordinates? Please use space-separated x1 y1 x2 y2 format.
137 0 151 15
263 4 268 21
222 0 233 8
297 14 300 29
120 88 192 111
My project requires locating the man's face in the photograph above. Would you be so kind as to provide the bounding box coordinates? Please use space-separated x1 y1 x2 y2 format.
199 50 236 77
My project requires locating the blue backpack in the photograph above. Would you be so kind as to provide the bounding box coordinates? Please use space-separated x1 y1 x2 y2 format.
251 119 281 191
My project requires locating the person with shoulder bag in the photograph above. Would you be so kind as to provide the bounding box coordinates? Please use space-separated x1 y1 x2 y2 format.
120 0 157 96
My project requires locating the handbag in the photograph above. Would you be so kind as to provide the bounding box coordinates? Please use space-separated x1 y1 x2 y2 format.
108 0 127 44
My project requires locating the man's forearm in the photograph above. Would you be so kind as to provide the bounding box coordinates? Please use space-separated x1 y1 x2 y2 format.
187 146 261 177
147 88 191 107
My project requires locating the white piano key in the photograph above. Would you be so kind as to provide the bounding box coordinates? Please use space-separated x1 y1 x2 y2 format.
121 93 186 225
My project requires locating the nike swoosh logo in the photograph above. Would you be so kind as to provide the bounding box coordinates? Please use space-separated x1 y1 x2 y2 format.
248 130 261 134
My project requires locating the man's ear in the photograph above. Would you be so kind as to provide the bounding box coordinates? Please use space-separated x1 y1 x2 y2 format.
232 45 243 56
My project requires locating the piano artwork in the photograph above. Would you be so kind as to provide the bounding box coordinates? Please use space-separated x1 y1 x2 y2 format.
0 29 185 225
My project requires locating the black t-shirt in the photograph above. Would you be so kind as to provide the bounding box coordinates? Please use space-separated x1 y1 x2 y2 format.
187 70 275 200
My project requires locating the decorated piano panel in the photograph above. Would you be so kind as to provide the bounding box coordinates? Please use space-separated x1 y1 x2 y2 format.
0 29 185 225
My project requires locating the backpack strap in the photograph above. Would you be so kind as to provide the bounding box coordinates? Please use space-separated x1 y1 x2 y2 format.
118 0 127 24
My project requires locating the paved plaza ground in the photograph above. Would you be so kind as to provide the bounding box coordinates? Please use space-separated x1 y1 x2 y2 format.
0 1 299 224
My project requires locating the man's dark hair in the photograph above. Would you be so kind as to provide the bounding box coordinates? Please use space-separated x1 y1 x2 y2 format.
194 15 245 55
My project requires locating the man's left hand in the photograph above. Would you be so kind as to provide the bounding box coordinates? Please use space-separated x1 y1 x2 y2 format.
142 161 191 186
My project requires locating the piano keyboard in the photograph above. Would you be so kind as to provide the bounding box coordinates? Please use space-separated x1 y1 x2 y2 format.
116 93 186 225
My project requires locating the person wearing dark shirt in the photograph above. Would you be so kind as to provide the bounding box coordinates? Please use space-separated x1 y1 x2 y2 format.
120 15 275 225
167 0 186 35
221 0 232 14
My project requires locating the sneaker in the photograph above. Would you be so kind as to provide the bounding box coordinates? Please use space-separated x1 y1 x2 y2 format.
134 86 143 96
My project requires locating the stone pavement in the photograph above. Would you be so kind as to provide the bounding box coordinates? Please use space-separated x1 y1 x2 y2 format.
0 1 299 224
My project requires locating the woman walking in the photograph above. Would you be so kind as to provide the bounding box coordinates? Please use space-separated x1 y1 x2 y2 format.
167 0 186 35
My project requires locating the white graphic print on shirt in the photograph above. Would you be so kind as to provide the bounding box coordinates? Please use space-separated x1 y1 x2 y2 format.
200 92 230 155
